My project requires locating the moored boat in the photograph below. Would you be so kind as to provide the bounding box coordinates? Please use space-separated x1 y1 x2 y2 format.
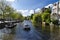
5 23 17 29
0 21 6 29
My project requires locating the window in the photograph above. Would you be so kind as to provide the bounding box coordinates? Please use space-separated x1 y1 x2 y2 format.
59 8 60 11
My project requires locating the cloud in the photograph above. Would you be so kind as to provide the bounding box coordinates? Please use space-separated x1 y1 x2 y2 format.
29 10 34 14
16 8 41 16
35 8 41 12
45 4 53 8
17 10 34 16
18 10 28 13
17 10 29 16
6 0 15 2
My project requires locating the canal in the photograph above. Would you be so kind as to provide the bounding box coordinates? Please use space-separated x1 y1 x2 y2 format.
0 20 60 40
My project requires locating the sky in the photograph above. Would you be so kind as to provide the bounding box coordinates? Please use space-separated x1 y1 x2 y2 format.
6 0 59 16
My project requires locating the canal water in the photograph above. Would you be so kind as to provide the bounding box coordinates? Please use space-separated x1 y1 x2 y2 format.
0 21 60 40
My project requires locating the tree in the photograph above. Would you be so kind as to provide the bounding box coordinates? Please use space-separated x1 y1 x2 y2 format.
30 14 34 20
32 14 42 27
0 0 24 21
10 12 24 21
41 8 51 23
0 0 7 18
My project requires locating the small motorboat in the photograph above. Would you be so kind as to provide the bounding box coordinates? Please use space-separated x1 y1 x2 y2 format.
23 24 30 31
22 20 31 31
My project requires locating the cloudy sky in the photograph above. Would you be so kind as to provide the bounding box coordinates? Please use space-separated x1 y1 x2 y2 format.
6 0 59 16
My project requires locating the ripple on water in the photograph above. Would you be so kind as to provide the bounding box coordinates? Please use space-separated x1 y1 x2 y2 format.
0 29 5 39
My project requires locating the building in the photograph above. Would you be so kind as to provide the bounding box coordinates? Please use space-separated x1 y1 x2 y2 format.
51 1 60 21
51 1 60 14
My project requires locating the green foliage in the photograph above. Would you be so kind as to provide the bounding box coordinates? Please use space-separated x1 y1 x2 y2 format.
5 6 12 12
10 12 24 21
0 0 24 21
30 14 34 20
41 8 51 23
45 8 51 13
52 20 59 25
32 8 51 27
32 14 42 27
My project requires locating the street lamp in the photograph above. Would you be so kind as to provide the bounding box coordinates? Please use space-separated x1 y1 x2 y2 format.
33 9 36 14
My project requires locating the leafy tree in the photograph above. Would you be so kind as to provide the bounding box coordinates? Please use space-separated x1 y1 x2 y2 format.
32 14 42 27
10 12 24 21
0 0 24 21
30 14 34 20
0 0 7 18
41 8 51 23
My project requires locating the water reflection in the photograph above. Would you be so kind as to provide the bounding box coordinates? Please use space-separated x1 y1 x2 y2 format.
49 25 60 40
42 25 51 40
0 23 60 40
41 24 60 40
0 26 16 40
3 34 15 40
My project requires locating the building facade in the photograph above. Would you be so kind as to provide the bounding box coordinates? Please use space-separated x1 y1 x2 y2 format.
51 1 60 22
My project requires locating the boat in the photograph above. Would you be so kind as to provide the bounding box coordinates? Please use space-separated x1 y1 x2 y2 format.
5 23 17 29
23 24 30 31
23 20 31 31
0 21 5 29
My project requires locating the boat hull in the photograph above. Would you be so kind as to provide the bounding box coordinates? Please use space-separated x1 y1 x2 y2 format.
0 23 5 29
